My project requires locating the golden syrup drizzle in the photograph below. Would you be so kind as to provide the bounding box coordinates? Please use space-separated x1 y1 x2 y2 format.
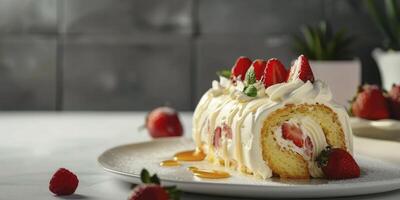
174 149 206 161
187 166 199 172
187 166 230 179
160 159 181 167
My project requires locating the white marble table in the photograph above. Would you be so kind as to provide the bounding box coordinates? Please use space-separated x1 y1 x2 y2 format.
1 112 400 200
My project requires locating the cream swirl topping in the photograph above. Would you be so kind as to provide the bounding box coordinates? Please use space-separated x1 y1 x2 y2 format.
266 79 332 103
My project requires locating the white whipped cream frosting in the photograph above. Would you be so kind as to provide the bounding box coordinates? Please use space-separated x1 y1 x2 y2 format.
192 77 353 179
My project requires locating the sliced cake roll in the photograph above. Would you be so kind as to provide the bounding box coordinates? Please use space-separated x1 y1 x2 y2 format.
192 55 353 179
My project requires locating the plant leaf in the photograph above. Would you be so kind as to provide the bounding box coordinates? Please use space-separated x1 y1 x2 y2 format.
385 0 400 49
301 25 317 58
365 0 399 49
292 20 354 60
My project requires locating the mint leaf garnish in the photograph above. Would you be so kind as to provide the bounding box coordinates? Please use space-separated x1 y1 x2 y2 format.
244 85 257 97
245 67 256 85
216 69 231 79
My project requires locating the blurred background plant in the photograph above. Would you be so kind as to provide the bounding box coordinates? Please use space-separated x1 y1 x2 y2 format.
365 0 400 50
292 21 354 60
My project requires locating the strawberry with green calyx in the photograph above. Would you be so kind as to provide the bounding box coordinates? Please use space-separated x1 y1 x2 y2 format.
129 169 181 200
316 146 360 180
350 84 390 120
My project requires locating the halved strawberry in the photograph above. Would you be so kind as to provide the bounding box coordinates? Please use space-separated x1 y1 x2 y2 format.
351 85 390 120
281 122 304 148
213 126 222 148
251 59 267 80
262 58 288 88
287 55 314 83
231 56 252 80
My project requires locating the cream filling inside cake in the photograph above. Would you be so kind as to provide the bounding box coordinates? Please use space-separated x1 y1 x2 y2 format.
273 117 328 178
192 77 353 179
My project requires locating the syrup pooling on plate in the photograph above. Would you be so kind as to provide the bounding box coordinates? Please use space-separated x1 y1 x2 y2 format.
160 160 181 167
161 150 230 179
174 149 206 161
187 166 198 172
188 166 231 179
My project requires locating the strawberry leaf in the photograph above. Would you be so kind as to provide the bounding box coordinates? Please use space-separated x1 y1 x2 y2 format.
316 146 332 167
245 67 256 85
216 69 231 79
150 174 161 185
164 186 181 200
140 169 161 185
140 169 151 184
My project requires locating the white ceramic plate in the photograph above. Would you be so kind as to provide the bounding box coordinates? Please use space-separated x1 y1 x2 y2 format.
350 117 400 140
98 137 400 198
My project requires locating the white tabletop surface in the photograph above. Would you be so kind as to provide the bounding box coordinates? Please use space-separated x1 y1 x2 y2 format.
1 112 400 200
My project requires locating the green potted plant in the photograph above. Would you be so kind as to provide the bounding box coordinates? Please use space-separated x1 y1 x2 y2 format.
293 21 361 106
366 0 400 90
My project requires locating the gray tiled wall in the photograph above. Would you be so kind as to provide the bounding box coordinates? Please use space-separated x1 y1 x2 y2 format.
0 35 57 110
60 0 193 34
198 0 323 35
0 0 57 33
0 0 384 110
62 35 192 110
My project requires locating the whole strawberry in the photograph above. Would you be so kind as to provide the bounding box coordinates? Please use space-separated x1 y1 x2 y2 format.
49 168 79 196
388 84 400 120
146 107 183 138
351 85 390 120
129 169 181 200
129 184 169 200
316 147 360 180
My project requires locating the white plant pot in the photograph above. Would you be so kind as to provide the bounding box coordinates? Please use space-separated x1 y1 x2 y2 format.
372 49 400 90
310 60 361 107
